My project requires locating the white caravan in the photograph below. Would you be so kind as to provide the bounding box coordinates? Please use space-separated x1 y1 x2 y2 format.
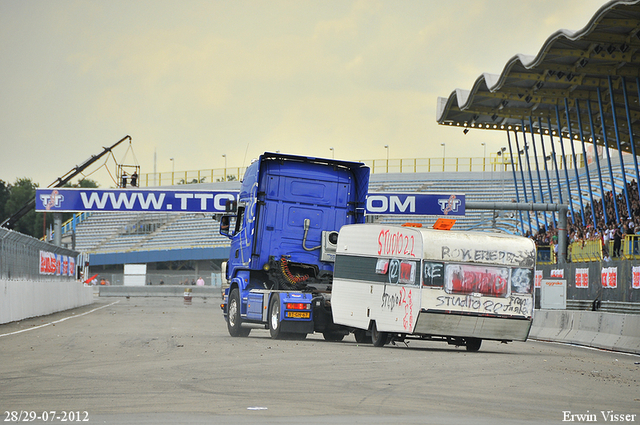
331 224 536 351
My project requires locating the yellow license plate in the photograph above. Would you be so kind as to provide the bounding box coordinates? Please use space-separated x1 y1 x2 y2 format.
286 311 310 319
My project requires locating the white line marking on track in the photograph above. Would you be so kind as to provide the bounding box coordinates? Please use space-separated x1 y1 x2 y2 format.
0 300 120 338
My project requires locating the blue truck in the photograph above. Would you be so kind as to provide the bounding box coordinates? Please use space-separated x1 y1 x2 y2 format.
219 152 370 340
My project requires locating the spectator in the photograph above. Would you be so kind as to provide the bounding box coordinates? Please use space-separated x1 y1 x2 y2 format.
530 179 640 262
613 225 622 257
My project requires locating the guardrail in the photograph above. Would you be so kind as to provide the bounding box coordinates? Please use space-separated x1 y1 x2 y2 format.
530 309 640 354
566 300 640 314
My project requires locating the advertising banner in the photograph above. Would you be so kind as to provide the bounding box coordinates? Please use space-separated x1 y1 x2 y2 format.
36 188 238 213
39 251 76 276
366 193 465 216
575 268 589 288
36 189 467 217
550 269 564 278
601 266 618 288
535 270 543 288
633 266 640 289
39 251 57 275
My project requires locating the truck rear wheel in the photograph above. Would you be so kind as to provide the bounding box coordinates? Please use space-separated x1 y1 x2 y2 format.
269 294 283 339
371 322 389 347
227 288 250 337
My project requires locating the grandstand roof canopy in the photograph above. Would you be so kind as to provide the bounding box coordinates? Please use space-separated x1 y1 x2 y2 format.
437 0 640 154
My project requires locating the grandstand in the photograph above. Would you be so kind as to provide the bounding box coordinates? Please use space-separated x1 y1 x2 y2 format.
74 211 229 253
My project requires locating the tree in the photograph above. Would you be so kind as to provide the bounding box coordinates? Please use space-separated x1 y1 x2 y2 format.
76 178 99 188
63 178 99 188
3 178 40 237
0 179 10 220
1 177 100 239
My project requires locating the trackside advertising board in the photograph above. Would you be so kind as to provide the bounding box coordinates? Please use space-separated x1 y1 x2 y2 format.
35 189 465 216
40 250 76 277
36 188 238 213
367 193 465 216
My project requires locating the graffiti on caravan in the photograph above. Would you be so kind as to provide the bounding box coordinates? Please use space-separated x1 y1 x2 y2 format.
365 193 465 216
35 189 239 213
441 245 536 267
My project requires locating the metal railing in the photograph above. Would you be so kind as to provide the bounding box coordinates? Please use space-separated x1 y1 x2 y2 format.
566 236 640 262
138 153 584 187
536 245 556 265
622 234 640 260
566 300 640 314
87 272 223 287
140 167 246 187
569 240 604 262
537 236 640 264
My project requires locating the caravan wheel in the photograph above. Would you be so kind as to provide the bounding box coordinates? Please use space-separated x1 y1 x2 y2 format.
371 322 389 347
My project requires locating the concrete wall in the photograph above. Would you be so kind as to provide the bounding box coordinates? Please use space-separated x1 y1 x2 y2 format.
530 309 640 355
0 280 94 324
98 285 220 297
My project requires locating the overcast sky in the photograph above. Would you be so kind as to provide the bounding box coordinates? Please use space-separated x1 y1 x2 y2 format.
0 0 608 187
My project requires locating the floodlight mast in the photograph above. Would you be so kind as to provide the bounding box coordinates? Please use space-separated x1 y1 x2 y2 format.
1 135 132 230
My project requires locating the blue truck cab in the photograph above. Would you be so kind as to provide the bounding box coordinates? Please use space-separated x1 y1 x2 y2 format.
219 152 369 340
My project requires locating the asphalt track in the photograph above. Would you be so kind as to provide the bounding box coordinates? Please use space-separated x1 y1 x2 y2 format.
1 296 638 425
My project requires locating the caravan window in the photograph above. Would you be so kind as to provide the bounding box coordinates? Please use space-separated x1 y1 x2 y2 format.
387 259 418 285
444 264 510 297
510 268 533 294
423 262 445 287
335 256 418 286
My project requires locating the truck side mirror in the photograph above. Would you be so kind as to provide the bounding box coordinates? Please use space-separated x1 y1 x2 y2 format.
225 199 238 213
220 215 236 238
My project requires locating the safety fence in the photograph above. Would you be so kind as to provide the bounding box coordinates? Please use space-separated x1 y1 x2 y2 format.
0 227 78 281
537 235 640 264
535 259 640 303
139 153 584 187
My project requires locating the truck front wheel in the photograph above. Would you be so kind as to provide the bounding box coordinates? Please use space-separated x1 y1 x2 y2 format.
269 294 283 339
227 288 250 337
